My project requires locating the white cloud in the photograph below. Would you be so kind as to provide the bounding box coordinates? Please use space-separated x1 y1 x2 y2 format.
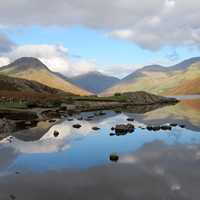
0 0 200 50
100 64 142 78
0 57 10 66
0 44 96 76
108 29 133 40
165 0 176 9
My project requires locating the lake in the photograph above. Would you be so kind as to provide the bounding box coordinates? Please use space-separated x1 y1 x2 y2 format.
0 96 200 200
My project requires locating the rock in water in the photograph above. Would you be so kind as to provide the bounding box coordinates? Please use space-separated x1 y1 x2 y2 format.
110 154 119 162
73 124 82 129
127 118 134 122
53 130 59 137
92 127 100 131
115 124 135 134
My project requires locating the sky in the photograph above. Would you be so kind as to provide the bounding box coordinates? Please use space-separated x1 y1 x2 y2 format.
0 0 200 78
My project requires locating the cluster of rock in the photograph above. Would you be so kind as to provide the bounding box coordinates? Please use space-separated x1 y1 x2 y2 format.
146 123 185 132
111 123 135 135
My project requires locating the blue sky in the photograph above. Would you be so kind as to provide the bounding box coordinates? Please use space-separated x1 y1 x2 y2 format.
0 0 200 78
6 26 200 66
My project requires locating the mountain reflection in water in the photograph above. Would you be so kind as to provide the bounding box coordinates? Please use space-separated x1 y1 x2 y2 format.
0 97 200 200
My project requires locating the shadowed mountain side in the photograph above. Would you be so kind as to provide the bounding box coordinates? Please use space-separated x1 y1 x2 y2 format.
0 74 67 95
0 57 92 96
70 71 120 94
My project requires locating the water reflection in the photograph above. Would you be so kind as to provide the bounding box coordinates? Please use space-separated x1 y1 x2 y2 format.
0 98 199 199
0 108 200 172
124 99 200 132
0 141 200 200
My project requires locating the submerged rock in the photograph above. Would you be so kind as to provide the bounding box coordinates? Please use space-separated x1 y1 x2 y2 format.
127 118 134 122
92 127 100 131
53 130 59 137
110 154 119 162
95 111 106 116
160 125 172 131
77 117 83 121
87 115 94 119
73 124 82 129
147 126 160 131
180 124 186 128
170 123 178 127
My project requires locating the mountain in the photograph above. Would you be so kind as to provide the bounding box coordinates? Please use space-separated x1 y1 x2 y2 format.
70 71 120 94
0 57 92 96
103 57 200 96
0 74 66 95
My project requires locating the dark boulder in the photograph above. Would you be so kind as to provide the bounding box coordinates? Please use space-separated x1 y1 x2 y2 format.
170 123 178 127
127 118 134 122
111 127 115 131
53 130 59 137
92 127 100 131
73 124 82 129
110 154 119 162
160 125 172 131
115 123 135 135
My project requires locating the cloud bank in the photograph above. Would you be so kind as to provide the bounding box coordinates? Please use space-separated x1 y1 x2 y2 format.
0 0 200 50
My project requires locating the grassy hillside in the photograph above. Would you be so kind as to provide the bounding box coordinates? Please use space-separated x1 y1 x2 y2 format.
0 57 92 96
104 61 200 96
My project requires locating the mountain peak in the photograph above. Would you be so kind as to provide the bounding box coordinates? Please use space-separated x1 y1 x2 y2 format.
71 71 120 94
9 57 49 70
80 71 103 76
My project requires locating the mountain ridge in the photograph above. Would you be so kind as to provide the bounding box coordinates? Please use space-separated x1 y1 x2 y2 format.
0 57 92 96
70 71 120 94
103 57 200 96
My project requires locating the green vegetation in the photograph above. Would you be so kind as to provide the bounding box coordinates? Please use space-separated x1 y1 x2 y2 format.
0 101 28 109
73 94 128 102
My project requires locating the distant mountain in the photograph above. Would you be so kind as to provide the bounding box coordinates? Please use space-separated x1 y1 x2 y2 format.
70 71 120 94
0 57 92 96
103 57 200 96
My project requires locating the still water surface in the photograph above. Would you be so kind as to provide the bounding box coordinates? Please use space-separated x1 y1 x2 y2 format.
0 97 200 200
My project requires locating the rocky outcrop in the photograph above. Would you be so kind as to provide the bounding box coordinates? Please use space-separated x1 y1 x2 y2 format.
123 91 178 105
